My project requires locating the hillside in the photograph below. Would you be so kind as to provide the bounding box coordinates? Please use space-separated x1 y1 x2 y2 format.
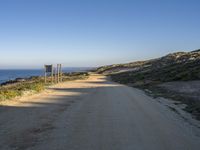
97 49 200 82
96 49 200 120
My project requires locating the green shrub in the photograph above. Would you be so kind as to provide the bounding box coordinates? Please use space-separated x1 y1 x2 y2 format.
0 82 45 101
31 83 45 92
0 90 21 100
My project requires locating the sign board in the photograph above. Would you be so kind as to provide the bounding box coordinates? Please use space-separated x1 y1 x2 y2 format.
44 64 62 84
45 65 53 73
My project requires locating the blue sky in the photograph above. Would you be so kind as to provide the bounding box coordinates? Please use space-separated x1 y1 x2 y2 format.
0 0 200 69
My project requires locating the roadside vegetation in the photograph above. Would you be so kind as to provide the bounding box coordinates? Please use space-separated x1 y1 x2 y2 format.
0 72 89 101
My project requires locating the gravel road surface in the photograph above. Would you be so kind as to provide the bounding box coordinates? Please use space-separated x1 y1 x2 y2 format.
0 74 200 150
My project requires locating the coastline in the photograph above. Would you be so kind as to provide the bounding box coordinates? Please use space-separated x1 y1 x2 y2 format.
0 67 94 85
0 72 90 102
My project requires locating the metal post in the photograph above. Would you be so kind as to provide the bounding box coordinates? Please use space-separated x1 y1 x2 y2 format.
44 65 47 84
54 67 57 83
60 64 62 82
57 64 59 83
45 72 47 84
51 64 53 84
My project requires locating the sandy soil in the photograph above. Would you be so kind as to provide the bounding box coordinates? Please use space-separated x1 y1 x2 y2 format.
0 74 200 150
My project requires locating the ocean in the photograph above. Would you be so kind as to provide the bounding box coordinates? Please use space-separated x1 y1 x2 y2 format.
0 67 93 84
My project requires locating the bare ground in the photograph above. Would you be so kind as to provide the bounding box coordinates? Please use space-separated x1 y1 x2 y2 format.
158 81 200 101
0 74 200 150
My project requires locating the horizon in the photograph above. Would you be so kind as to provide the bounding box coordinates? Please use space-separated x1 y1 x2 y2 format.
0 66 95 70
0 0 200 69
0 49 196 69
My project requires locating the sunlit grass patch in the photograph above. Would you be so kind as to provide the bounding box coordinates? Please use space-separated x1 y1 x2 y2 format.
0 72 89 101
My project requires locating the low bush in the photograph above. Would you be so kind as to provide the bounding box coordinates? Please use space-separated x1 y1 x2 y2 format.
0 81 45 101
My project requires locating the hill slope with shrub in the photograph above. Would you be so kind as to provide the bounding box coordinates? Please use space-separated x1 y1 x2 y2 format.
97 49 200 120
97 49 200 83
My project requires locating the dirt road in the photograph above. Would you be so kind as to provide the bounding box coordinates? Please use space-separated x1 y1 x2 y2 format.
0 74 200 150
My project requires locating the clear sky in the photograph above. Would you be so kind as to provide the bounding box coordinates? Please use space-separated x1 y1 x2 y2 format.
0 0 200 69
